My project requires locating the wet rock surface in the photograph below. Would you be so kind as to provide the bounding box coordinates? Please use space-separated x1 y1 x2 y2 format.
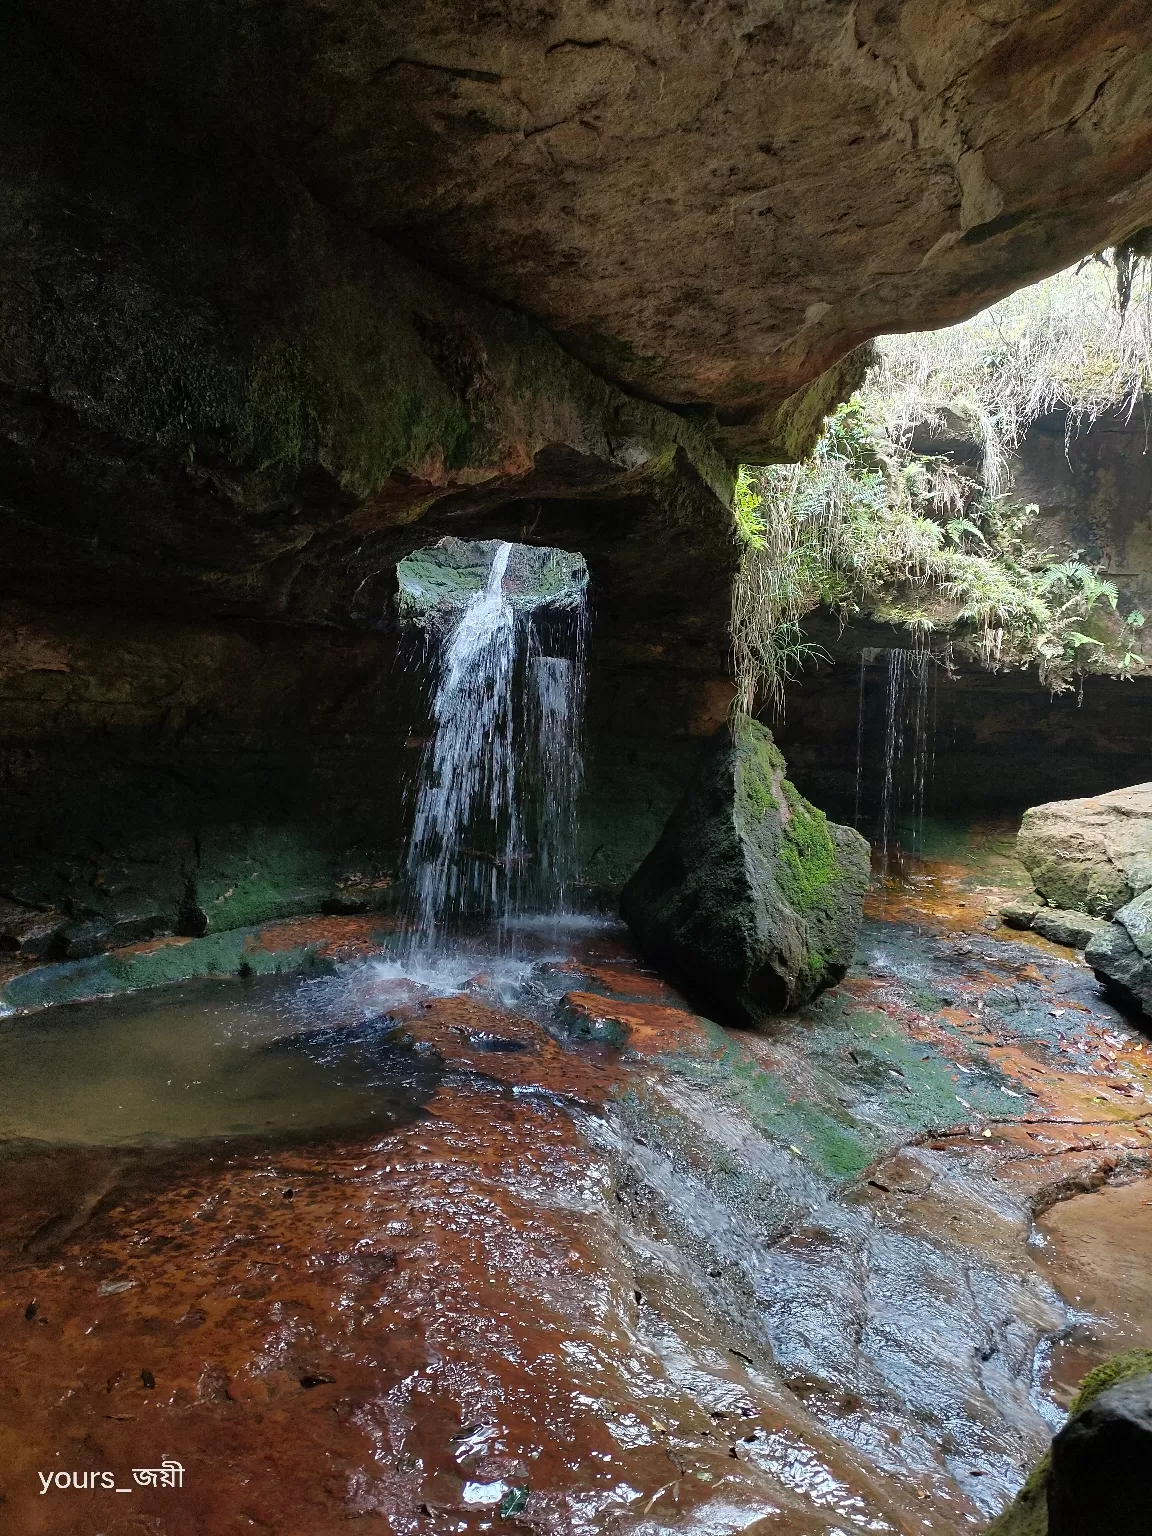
621 722 870 1019
0 820 1150 1532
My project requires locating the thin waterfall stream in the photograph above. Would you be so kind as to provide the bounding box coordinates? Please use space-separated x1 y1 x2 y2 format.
857 645 938 874
401 538 588 953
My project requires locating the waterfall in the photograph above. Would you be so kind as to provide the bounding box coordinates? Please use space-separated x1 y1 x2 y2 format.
853 651 866 830
872 647 936 875
404 541 587 949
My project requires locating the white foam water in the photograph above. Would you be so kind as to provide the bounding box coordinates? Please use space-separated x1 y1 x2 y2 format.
404 542 587 953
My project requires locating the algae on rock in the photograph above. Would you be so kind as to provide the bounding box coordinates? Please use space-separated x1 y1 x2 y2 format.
620 720 870 1020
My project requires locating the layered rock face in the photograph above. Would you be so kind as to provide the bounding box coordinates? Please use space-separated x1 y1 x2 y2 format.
621 722 870 1019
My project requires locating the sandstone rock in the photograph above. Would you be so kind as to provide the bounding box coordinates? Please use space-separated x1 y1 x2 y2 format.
1017 786 1152 918
1048 1372 1152 1536
1085 890 1152 1017
620 722 870 1021
7 4 1152 471
1030 908 1109 951
1001 898 1041 930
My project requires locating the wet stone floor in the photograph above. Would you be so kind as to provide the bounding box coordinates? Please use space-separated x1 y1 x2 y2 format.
0 822 1150 1535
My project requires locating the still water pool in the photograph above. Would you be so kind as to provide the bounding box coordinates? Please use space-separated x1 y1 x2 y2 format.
0 971 444 1145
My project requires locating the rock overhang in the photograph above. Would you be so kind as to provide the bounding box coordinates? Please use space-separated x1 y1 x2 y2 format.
396 538 589 633
10 0 1152 460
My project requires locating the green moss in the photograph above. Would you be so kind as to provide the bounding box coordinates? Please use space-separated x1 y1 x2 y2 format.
985 1453 1050 1536
1069 1348 1152 1413
731 721 840 916
0 925 348 1015
778 781 838 915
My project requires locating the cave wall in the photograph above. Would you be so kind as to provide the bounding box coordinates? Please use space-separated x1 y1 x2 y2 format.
1013 408 1152 619
0 477 737 956
775 651 1152 837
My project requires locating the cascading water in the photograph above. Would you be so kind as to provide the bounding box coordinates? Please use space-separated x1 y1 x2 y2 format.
402 539 588 952
526 634 587 913
857 646 937 875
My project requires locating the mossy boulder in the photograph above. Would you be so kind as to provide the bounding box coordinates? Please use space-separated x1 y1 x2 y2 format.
619 721 870 1020
986 1350 1152 1536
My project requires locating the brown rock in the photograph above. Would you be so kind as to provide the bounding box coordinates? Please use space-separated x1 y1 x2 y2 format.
1018 785 1152 918
10 2 1152 458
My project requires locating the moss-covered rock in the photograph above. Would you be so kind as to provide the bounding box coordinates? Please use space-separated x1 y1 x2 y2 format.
619 720 870 1020
396 538 588 631
986 1350 1152 1536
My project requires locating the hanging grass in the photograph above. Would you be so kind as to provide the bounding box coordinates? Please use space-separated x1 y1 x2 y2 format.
733 256 1152 718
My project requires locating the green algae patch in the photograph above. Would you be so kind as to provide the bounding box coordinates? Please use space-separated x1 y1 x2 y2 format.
644 986 1037 1187
645 1014 883 1183
0 922 372 1017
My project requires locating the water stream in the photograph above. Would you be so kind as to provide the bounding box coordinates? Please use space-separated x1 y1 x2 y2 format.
861 646 938 873
404 541 588 951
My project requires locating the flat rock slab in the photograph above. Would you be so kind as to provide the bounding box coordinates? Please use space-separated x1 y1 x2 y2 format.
1031 908 1109 950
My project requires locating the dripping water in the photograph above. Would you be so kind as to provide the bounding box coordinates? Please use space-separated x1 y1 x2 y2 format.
404 542 587 953
853 651 866 830
873 646 936 876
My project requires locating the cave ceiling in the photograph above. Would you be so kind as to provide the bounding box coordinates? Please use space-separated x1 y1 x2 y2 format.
20 0 1152 447
1 1 1151 623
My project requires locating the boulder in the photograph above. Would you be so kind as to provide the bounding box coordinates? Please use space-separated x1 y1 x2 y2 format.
1017 785 1152 918
1031 909 1109 951
1001 897 1043 930
620 721 870 1021
987 1351 1152 1536
1085 891 1152 1017
1048 1371 1152 1536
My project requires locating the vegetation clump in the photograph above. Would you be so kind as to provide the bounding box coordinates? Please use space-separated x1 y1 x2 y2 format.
733 256 1152 716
